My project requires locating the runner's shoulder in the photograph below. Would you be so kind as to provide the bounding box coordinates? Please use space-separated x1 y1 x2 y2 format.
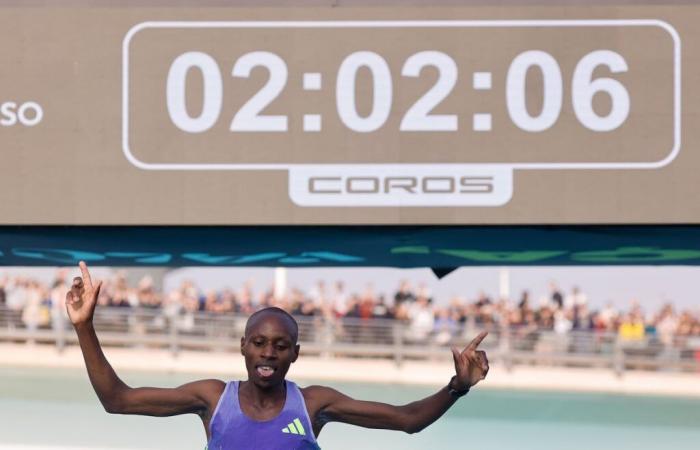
301 385 344 407
186 379 226 404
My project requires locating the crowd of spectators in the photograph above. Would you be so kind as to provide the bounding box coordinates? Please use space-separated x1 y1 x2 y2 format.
1 271 700 347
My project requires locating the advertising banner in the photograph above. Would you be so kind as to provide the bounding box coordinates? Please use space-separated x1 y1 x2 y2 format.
0 1 694 224
2 226 700 267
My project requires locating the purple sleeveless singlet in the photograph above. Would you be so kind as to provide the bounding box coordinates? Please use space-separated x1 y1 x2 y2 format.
207 380 321 450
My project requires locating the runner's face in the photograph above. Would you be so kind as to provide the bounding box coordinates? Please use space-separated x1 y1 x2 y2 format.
241 315 299 388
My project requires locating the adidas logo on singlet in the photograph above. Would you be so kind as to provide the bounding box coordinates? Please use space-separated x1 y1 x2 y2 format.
281 418 306 435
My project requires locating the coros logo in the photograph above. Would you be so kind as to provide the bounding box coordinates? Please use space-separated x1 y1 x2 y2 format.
288 165 510 206
307 176 494 194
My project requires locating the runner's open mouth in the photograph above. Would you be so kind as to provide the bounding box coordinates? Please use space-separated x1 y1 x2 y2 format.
256 365 276 377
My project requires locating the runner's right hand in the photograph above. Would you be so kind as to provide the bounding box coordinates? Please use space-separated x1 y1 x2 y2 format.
65 261 103 327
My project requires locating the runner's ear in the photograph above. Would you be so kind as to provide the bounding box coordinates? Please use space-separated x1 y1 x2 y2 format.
240 336 246 356
291 344 300 363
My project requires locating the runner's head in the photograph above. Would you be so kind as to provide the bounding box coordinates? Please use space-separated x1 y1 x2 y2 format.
241 307 300 388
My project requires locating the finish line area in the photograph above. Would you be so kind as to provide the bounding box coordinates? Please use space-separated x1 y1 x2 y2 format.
2 1 700 449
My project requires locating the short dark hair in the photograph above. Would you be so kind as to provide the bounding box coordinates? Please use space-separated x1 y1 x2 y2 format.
244 307 299 343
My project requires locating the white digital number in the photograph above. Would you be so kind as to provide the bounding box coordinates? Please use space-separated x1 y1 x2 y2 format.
572 50 630 132
230 51 288 132
166 52 223 133
506 50 563 132
166 48 632 136
336 51 392 133
400 51 458 132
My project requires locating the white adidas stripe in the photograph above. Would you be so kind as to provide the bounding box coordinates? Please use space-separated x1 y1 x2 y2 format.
281 418 307 435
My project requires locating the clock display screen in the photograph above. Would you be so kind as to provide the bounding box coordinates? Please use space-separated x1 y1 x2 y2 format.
124 21 677 167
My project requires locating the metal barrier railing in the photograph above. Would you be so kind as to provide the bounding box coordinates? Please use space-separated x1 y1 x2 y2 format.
0 305 698 375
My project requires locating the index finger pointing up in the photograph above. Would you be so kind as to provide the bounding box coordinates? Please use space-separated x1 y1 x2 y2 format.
79 261 93 288
467 331 488 351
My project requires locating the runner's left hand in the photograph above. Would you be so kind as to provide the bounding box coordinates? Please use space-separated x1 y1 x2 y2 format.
451 331 489 390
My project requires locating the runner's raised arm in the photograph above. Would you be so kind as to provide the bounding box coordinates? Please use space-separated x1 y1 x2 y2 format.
302 332 489 435
67 262 223 437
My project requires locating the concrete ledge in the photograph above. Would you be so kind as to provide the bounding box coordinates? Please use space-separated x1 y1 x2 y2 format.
1 343 698 398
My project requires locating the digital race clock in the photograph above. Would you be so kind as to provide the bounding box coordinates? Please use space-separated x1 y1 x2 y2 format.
123 20 679 206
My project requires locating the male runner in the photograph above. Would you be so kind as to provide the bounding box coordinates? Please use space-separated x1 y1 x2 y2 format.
67 262 489 449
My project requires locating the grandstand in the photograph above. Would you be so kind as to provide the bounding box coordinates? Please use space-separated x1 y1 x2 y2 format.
2 268 698 375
